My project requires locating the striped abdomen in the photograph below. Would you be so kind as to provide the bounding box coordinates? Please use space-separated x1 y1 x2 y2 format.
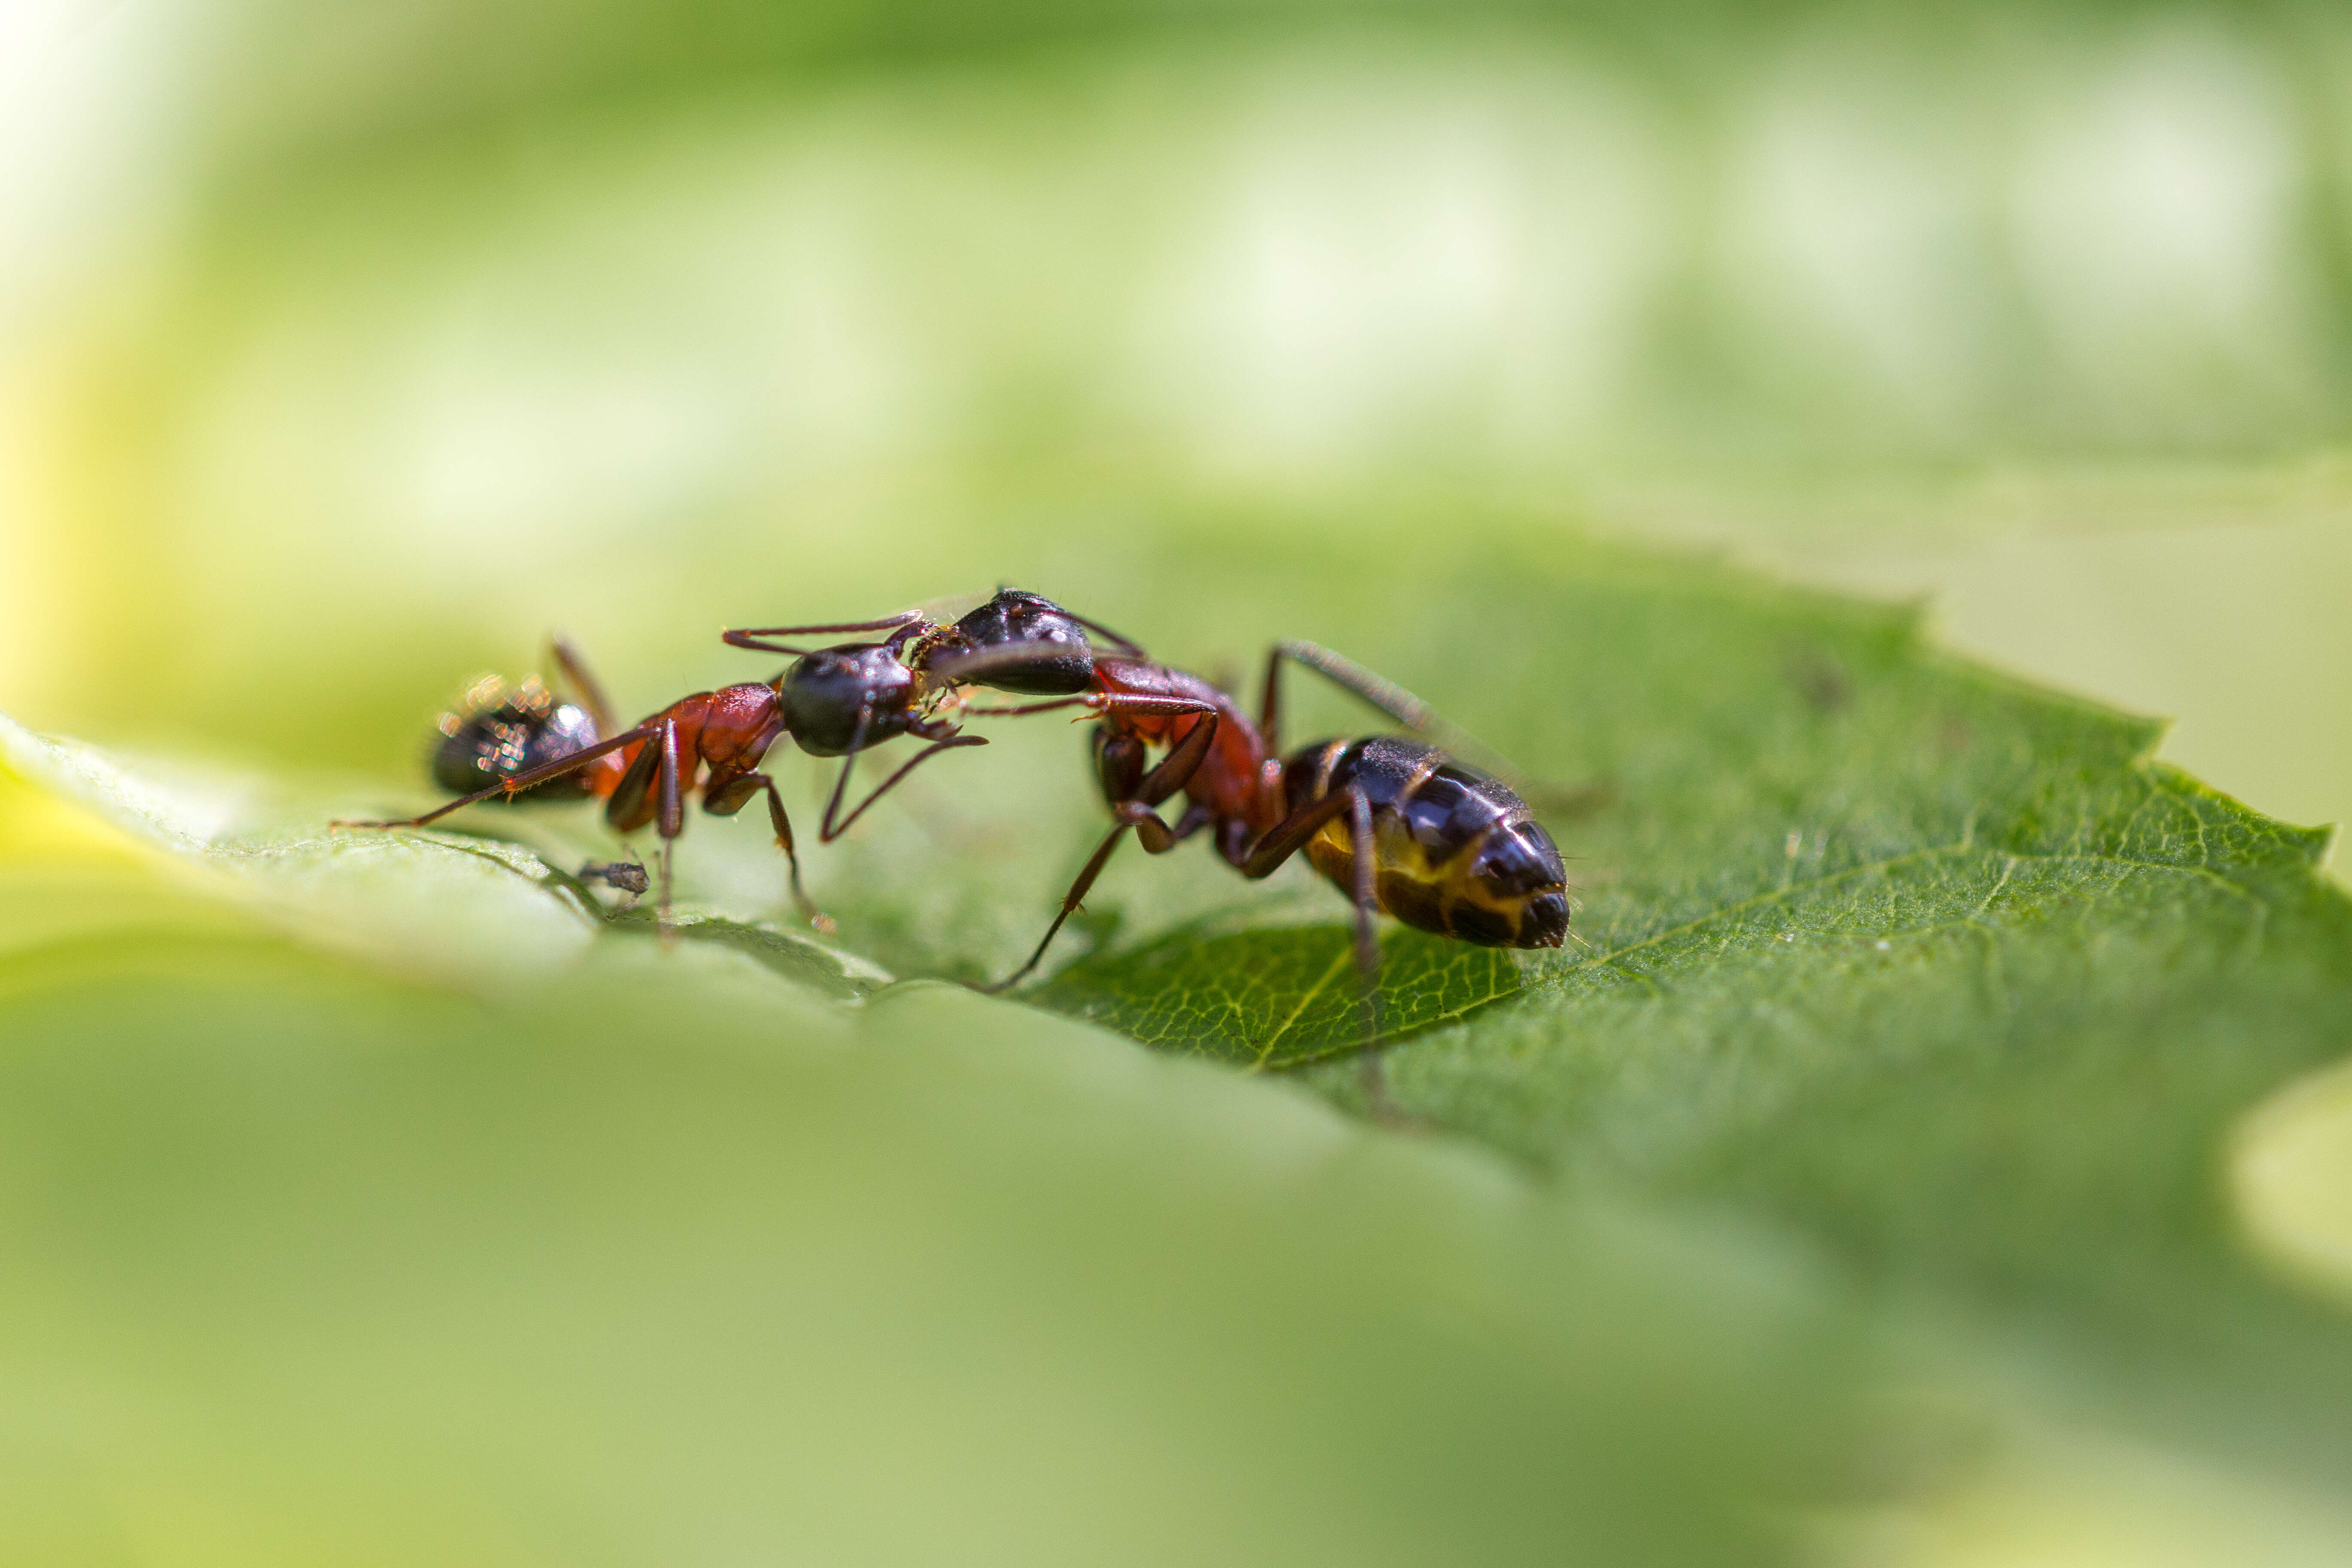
1282 736 1569 949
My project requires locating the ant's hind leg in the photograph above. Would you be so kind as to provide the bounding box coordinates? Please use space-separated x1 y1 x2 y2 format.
1338 789 1399 1121
1260 640 1442 756
1262 639 1536 797
1263 640 1604 824
1237 784 1401 1119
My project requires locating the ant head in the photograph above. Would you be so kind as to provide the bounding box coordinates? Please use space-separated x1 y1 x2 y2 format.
778 643 920 756
430 677 601 799
944 588 1094 695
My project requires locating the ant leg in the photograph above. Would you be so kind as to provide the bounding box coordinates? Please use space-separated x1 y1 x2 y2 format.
604 726 665 829
925 642 1103 688
1260 639 1443 754
1262 639 1517 776
982 799 1210 994
964 693 1221 727
1237 784 1396 1111
963 695 1092 719
655 720 685 943
818 735 991 844
818 689 1213 840
760 777 830 934
983 820 1132 993
1134 709 1218 806
1339 790 1394 1117
1264 640 1577 816
1235 787 1359 880
729 612 925 637
549 634 619 737
333 724 657 831
814 703 877 842
655 841 674 936
722 612 927 658
969 694 1220 990
1061 611 1147 656
704 772 835 934
601 718 688 939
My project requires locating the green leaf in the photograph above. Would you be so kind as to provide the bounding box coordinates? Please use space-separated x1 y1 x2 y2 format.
1034 919 1525 1068
18 4 2352 1554
15 510 2352 1554
0 711 890 1003
0 719 1888 1568
955 521 2352 1486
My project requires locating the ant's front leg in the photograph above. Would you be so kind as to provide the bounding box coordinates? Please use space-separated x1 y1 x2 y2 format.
806 704 987 845
984 708 1221 994
817 734 992 844
980 799 1211 995
703 770 834 934
722 611 927 658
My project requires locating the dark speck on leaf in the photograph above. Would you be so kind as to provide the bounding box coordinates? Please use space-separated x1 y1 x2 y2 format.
580 861 650 897
1789 651 1850 714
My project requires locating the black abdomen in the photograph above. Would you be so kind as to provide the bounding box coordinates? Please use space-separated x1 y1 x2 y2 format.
1282 736 1569 949
431 680 601 801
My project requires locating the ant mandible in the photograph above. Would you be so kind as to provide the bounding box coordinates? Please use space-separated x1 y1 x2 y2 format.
336 591 1130 935
969 628 1571 1083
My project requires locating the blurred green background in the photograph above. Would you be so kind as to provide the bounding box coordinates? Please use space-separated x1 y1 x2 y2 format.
3 0 2348 835
5 0 2352 1562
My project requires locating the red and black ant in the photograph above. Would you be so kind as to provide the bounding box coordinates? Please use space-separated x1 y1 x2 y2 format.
335 591 1124 934
968 631 1571 1081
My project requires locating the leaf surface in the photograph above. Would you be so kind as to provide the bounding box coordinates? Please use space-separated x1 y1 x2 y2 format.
962 524 2352 1485
0 707 1878 1568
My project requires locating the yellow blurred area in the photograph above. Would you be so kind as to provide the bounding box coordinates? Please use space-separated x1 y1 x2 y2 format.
1833 1422 2352 1568
0 763 261 1011
2237 1055 2352 1310
0 763 153 867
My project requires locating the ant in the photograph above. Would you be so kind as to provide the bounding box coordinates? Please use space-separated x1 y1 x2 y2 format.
337 591 1130 935
968 628 1571 1094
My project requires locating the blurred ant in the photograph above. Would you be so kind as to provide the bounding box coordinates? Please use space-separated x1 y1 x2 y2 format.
339 637 832 934
971 631 1572 1099
337 591 1131 935
416 642 652 897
